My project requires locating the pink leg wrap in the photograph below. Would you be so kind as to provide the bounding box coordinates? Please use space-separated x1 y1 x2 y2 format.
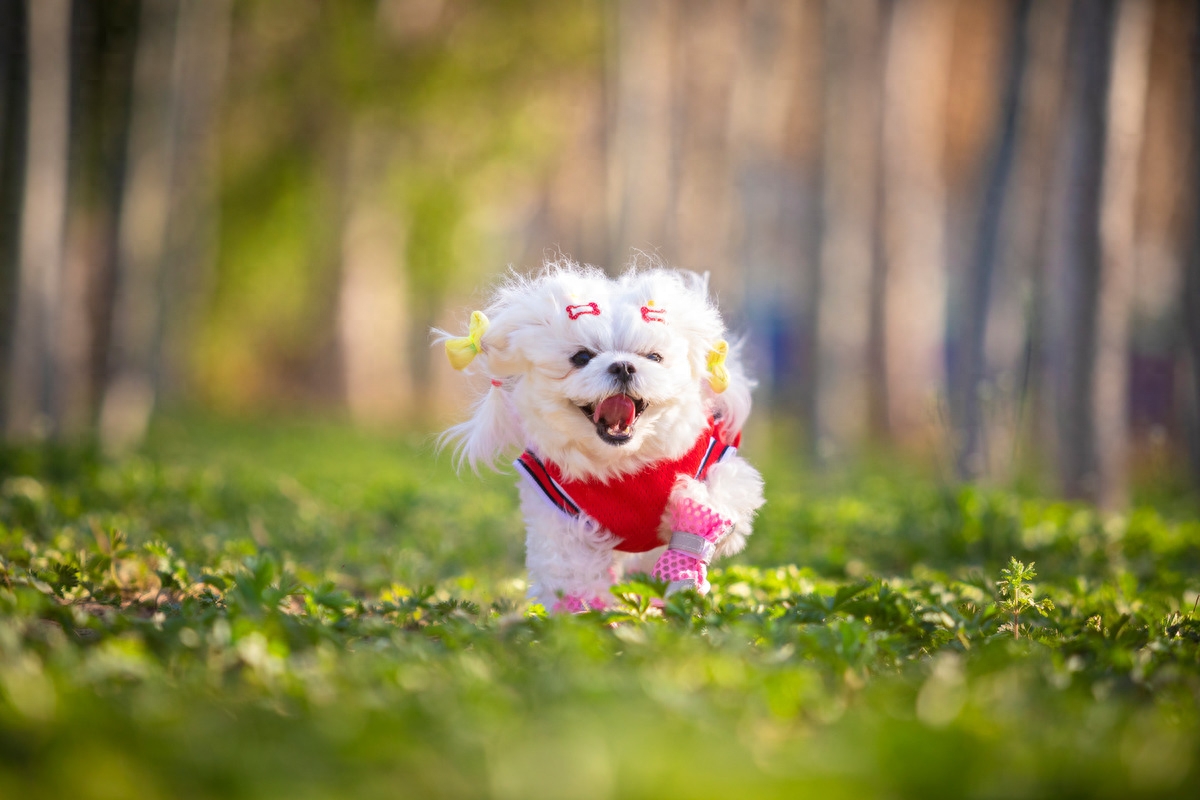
551 593 608 614
652 498 732 595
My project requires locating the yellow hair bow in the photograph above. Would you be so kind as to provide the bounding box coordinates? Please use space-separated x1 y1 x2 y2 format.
706 340 729 393
445 311 489 370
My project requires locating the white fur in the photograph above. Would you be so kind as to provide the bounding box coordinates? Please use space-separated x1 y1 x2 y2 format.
438 257 766 608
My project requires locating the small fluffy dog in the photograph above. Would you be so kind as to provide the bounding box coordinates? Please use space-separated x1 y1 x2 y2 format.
438 260 764 611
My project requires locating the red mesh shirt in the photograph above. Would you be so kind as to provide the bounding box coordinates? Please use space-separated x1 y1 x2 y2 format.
515 418 739 553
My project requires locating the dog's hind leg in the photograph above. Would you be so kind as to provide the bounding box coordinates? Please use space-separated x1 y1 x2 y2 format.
517 481 620 612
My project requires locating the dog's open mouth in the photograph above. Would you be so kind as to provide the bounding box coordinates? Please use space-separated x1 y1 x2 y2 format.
579 394 647 446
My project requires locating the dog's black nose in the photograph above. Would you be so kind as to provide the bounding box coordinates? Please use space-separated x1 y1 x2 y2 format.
608 361 636 383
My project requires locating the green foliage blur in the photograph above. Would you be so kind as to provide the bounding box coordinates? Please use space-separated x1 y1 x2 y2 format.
201 1 601 406
1 416 1198 798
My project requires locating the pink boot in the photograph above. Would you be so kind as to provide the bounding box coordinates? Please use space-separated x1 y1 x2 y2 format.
652 498 732 596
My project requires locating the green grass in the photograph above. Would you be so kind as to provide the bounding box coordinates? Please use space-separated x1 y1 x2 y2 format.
2 415 1199 798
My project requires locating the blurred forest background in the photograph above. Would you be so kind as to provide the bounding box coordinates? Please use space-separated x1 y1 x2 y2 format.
1 0 1199 509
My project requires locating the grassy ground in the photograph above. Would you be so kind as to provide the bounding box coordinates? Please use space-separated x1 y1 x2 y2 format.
1 415 1199 799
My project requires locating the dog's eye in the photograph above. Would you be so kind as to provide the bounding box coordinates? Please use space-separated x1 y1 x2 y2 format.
645 353 663 363
570 350 595 367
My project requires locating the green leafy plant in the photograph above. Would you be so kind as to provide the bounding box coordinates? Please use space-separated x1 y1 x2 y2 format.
0 419 1198 798
995 557 1054 639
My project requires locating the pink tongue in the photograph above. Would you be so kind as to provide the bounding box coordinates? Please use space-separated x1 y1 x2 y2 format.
593 394 637 428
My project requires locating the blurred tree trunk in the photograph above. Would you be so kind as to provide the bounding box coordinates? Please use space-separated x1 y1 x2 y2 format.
782 1 826 452
672 0 742 291
1047 0 1118 500
796 2 827 463
814 0 884 460
1130 1 1197 484
880 0 953 452
337 122 411 424
728 1 812 406
534 76 609 268
1094 0 1153 510
608 0 676 263
951 0 1031 480
153 0 230 408
864 2 891 445
100 0 229 450
999 0 1070 484
1186 1 1200 492
76 0 141 429
99 0 176 450
0 0 29 434
7 0 71 439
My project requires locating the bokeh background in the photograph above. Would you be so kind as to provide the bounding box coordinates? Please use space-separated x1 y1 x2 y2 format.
1 0 1198 508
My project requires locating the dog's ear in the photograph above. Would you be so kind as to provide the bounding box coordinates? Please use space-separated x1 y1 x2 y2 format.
434 302 531 472
706 340 730 393
705 337 753 434
436 299 532 378
639 269 754 432
437 379 522 473
473 304 531 377
654 270 726 379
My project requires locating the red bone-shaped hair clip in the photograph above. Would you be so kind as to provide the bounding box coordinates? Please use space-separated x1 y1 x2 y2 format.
640 305 666 323
566 302 601 320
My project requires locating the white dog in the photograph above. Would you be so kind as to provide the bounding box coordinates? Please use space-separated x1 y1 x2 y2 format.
438 259 764 611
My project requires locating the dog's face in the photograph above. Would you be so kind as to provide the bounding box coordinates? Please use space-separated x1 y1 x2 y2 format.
477 266 727 479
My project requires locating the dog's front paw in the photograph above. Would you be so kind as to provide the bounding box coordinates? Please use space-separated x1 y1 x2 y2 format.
653 497 733 596
652 548 709 595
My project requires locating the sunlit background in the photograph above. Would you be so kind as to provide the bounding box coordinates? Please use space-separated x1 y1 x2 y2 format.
1 0 1198 507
